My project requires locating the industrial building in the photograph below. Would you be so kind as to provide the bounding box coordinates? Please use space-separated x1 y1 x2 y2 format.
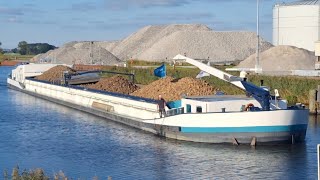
273 0 320 51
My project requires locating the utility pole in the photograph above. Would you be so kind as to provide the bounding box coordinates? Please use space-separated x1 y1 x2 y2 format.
90 41 93 65
99 45 101 65
255 0 261 73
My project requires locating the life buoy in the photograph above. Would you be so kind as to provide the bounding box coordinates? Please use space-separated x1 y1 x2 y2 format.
245 103 254 111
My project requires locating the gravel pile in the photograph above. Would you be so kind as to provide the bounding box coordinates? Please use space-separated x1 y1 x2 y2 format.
35 65 77 82
32 41 122 65
110 24 211 60
31 24 274 64
137 31 272 62
237 45 315 73
86 75 139 94
94 41 119 52
131 77 215 101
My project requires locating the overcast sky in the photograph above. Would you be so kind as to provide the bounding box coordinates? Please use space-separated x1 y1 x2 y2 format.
0 0 294 48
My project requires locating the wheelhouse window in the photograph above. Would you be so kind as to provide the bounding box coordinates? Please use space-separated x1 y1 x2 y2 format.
196 106 202 113
186 104 191 113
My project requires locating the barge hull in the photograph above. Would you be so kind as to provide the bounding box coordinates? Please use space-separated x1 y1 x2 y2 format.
7 77 308 145
7 81 307 145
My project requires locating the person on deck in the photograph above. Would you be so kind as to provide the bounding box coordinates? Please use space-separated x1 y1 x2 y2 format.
157 95 166 118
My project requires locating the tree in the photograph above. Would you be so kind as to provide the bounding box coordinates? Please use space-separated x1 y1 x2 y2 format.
0 41 3 54
18 41 28 55
12 48 18 53
16 41 56 55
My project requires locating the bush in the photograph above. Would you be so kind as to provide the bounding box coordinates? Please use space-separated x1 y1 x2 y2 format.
3 167 105 180
286 95 298 106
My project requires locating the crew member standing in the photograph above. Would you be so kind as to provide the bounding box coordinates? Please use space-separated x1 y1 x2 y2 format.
157 95 166 118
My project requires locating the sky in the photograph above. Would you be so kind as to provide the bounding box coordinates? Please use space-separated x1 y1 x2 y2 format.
0 0 295 49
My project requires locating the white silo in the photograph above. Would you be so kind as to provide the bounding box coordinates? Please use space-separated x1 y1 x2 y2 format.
273 0 320 51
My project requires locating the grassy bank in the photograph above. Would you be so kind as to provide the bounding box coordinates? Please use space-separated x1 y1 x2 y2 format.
0 54 33 61
128 59 201 67
100 65 319 105
247 75 319 105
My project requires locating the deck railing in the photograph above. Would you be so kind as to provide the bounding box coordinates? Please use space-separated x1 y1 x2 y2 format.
166 107 184 117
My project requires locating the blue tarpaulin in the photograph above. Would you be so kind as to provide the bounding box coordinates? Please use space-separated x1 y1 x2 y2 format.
166 100 182 109
154 64 166 78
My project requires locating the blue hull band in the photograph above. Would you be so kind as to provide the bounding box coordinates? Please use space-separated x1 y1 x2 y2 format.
181 124 308 133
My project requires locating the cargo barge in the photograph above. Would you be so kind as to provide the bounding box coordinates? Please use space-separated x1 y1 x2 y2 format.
7 55 309 145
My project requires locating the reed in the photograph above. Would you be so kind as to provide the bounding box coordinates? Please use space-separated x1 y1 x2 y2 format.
3 167 105 180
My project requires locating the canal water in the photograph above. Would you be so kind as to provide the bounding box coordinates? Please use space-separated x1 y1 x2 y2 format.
0 66 319 179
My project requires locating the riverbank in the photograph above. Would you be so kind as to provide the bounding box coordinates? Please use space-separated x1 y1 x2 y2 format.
0 60 22 66
0 54 32 66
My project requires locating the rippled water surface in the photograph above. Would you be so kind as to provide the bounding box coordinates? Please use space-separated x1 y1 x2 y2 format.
0 66 319 179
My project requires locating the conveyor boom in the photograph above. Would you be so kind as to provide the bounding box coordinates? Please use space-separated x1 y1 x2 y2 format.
173 54 270 111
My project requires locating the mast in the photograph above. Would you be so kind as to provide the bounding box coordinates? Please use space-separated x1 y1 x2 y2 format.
255 0 261 73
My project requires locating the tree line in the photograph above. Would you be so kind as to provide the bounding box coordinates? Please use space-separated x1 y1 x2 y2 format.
13 41 56 55
0 41 3 54
0 41 56 55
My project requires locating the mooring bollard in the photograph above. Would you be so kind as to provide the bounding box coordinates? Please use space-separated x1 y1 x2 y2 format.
309 89 317 114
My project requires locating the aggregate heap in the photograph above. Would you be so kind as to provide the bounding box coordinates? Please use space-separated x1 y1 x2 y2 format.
35 65 77 83
86 75 139 95
237 45 315 74
131 77 215 101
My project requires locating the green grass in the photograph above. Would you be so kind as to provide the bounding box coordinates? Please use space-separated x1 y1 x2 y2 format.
98 65 319 105
127 59 198 67
127 59 164 66
0 54 34 61
247 75 320 105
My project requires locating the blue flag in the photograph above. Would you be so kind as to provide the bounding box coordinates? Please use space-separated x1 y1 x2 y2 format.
154 64 166 78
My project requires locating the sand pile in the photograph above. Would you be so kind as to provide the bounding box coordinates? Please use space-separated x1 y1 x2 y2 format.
237 45 315 73
94 41 119 52
137 31 272 61
131 77 215 101
31 24 274 64
110 24 212 60
35 65 77 82
32 41 122 65
86 75 139 94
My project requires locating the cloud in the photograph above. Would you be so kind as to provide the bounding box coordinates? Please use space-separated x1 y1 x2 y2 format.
103 0 269 10
6 17 23 23
0 6 24 16
71 2 97 11
135 12 215 23
104 0 190 10
28 20 57 25
0 4 45 16
61 24 91 30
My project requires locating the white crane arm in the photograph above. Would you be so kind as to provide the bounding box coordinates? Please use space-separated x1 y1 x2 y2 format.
173 54 245 90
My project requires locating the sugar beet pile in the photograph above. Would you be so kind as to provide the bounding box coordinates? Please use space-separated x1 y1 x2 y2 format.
131 77 215 101
35 65 77 82
36 66 215 101
86 76 139 95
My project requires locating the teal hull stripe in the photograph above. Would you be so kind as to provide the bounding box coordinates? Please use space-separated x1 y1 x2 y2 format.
181 124 308 133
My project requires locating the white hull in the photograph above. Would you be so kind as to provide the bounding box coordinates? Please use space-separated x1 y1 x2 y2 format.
7 77 309 145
